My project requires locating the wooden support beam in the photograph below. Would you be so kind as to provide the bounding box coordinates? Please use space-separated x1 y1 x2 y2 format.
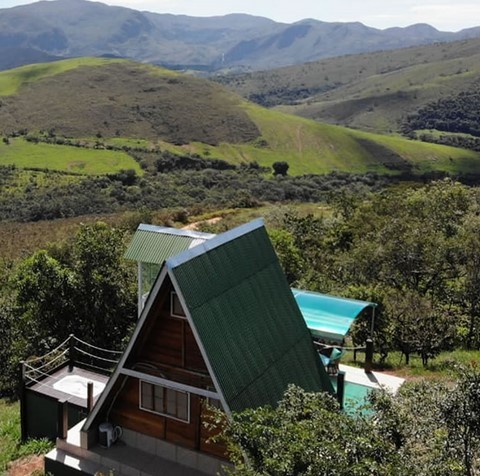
87 382 94 413
336 371 345 410
57 399 68 440
68 334 75 372
19 361 27 442
365 338 373 374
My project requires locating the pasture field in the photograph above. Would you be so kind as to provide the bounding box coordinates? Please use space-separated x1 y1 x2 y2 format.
166 104 480 176
0 138 142 175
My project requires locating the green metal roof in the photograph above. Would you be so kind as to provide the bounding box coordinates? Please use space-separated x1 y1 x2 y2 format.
167 219 334 413
124 224 215 265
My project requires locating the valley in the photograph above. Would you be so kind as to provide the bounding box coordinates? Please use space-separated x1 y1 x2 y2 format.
1 2 480 474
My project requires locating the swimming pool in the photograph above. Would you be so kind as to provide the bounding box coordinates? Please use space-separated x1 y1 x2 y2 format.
330 378 374 413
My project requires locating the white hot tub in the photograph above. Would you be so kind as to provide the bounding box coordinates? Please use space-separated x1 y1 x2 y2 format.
53 375 106 399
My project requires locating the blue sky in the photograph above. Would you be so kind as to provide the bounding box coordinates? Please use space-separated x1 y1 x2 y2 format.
3 0 480 31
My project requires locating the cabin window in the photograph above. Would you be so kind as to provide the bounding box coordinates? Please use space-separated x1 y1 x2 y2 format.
140 381 190 422
171 292 186 318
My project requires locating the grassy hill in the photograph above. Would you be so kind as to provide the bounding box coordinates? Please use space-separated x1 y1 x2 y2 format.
217 38 480 135
0 137 141 174
186 104 480 175
0 57 480 177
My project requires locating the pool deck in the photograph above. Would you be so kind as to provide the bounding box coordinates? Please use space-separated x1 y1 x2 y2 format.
339 364 405 393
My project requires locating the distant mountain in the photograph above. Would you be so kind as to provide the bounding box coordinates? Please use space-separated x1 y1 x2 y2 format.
0 46 61 71
1 0 479 72
217 37 480 136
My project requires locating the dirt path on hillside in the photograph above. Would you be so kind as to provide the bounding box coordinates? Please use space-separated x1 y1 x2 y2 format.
182 217 222 231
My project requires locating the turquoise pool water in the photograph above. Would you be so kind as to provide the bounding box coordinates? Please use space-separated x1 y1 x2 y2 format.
330 378 373 413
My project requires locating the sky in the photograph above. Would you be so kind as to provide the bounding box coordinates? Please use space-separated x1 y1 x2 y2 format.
2 0 480 32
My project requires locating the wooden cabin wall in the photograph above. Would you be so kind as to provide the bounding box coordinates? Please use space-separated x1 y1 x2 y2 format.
110 377 227 458
136 281 208 374
107 278 227 459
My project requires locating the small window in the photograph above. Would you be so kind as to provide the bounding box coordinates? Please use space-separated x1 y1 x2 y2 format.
140 381 190 422
171 292 186 318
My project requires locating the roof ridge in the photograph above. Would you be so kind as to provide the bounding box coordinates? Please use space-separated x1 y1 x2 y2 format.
138 223 216 240
166 218 265 269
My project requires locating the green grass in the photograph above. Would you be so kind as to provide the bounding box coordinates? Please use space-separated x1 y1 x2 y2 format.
164 103 480 176
0 399 53 473
0 138 142 175
160 105 391 175
0 57 125 96
415 129 479 140
343 349 480 381
350 129 480 174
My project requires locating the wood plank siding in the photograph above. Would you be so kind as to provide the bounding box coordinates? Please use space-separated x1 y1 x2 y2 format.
107 277 227 459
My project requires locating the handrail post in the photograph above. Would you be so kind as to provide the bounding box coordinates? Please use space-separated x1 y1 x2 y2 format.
69 334 75 372
19 361 28 441
87 382 94 413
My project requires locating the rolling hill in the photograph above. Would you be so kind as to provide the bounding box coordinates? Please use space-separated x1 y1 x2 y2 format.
1 0 480 72
1 58 480 177
217 37 480 136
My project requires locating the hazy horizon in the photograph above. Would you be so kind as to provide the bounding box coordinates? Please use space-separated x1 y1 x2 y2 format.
2 0 480 32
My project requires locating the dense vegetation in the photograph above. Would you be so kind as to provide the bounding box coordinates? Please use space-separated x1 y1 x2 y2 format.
0 163 393 223
405 87 480 137
3 51 480 474
2 180 480 474
215 370 480 476
403 84 480 150
2 179 480 397
0 222 136 396
201 179 480 367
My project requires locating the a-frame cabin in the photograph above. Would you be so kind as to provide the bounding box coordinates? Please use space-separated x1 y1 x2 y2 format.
48 220 333 475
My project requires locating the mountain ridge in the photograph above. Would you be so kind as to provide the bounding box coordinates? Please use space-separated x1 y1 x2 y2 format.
1 0 479 72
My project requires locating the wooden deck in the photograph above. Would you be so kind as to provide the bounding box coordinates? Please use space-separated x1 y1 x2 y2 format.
29 365 109 408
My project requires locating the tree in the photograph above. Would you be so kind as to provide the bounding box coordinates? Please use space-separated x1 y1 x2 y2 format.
370 380 459 476
211 385 402 476
442 365 480 476
272 161 289 176
70 222 137 347
268 228 304 284
385 289 455 366
14 250 76 354
14 223 137 352
372 365 480 476
456 215 480 348
0 293 20 396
